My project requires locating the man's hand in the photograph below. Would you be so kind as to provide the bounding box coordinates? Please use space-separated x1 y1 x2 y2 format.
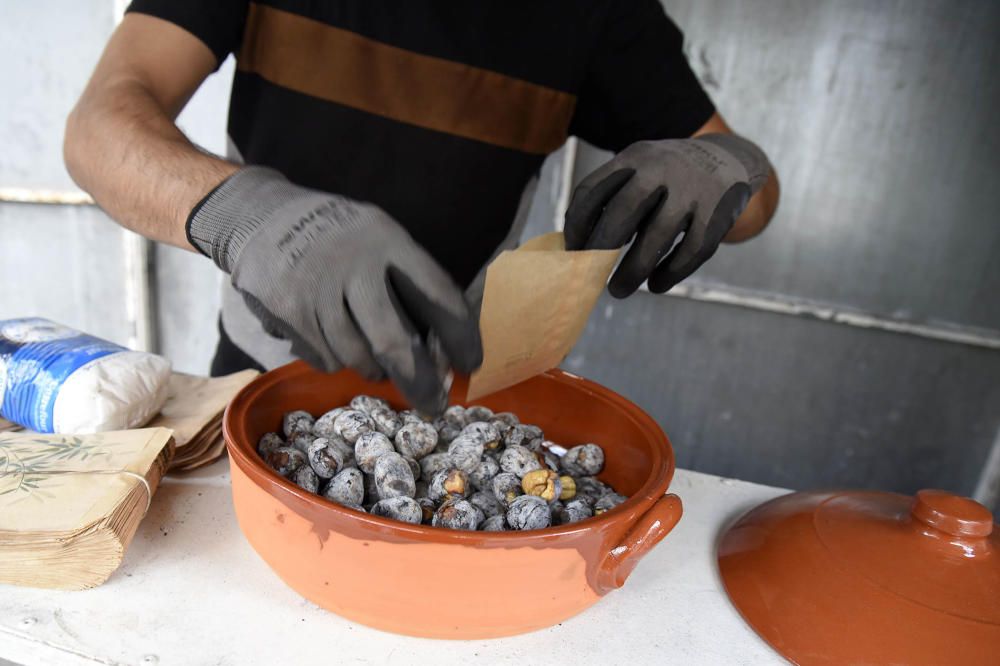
564 134 771 297
188 167 483 414
65 15 481 413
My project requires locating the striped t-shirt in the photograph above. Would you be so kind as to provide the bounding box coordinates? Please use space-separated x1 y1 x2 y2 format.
128 0 715 372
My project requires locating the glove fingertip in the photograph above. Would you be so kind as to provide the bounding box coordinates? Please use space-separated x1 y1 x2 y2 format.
356 363 387 382
452 336 484 374
396 370 449 416
646 274 677 294
563 231 585 252
290 339 336 374
607 272 640 300
457 317 484 372
374 337 450 415
563 207 590 250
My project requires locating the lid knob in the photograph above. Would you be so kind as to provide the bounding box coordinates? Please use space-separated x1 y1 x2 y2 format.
910 489 994 538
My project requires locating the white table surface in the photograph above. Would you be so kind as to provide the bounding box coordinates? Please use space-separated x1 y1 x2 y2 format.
0 460 788 666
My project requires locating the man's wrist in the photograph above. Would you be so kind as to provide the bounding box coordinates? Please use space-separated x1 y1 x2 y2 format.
186 174 236 259
186 166 292 272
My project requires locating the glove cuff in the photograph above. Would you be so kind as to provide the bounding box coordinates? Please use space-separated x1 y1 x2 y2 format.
187 166 300 273
696 134 772 194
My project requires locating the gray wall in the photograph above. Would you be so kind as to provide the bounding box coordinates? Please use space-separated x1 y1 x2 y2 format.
1 1 997 501
662 0 1000 329
0 0 232 364
558 0 1000 498
1 1 129 345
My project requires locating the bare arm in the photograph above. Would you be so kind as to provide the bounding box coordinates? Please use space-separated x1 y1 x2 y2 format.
64 14 238 250
693 112 781 243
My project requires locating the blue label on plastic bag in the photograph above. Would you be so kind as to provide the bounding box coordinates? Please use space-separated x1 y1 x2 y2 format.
0 318 124 432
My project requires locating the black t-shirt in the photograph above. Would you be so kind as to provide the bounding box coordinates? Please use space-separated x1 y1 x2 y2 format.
128 0 714 287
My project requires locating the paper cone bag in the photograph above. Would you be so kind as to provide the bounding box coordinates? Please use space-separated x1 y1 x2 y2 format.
467 232 618 400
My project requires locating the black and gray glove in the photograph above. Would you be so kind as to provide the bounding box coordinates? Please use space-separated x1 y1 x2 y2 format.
187 166 482 414
564 134 770 296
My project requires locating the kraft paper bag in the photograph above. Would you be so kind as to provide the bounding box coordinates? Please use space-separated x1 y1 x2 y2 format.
0 427 174 590
148 369 258 471
467 232 619 400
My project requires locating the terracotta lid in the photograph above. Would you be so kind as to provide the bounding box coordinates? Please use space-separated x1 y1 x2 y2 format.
718 489 1000 665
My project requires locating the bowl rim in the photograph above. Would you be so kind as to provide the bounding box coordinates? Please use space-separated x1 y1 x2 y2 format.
224 361 675 543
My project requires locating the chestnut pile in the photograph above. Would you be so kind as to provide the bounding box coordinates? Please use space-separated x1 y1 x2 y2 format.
257 396 628 531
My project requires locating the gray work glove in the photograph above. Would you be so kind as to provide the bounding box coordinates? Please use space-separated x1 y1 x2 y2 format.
187 166 482 414
564 134 770 296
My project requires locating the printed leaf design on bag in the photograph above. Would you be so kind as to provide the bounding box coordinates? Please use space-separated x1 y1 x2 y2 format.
0 432 113 499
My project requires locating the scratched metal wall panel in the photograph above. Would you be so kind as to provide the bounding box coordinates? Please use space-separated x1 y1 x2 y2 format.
563 292 1000 495
0 0 115 189
573 0 1000 330
0 203 131 347
0 0 235 371
154 58 236 374
550 0 1000 494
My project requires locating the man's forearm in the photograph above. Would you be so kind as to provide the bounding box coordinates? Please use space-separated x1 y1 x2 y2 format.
64 78 237 250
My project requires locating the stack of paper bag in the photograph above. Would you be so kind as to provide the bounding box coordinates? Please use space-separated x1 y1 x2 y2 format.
148 370 258 471
0 428 174 590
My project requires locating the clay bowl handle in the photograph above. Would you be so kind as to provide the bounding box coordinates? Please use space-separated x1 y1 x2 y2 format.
596 494 683 594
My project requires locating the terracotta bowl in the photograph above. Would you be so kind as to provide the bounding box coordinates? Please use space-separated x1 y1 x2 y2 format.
223 361 681 638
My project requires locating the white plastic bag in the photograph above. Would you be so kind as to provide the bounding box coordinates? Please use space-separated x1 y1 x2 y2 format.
0 318 171 433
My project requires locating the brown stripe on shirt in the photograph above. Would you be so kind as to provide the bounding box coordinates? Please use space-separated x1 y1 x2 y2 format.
237 3 576 154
